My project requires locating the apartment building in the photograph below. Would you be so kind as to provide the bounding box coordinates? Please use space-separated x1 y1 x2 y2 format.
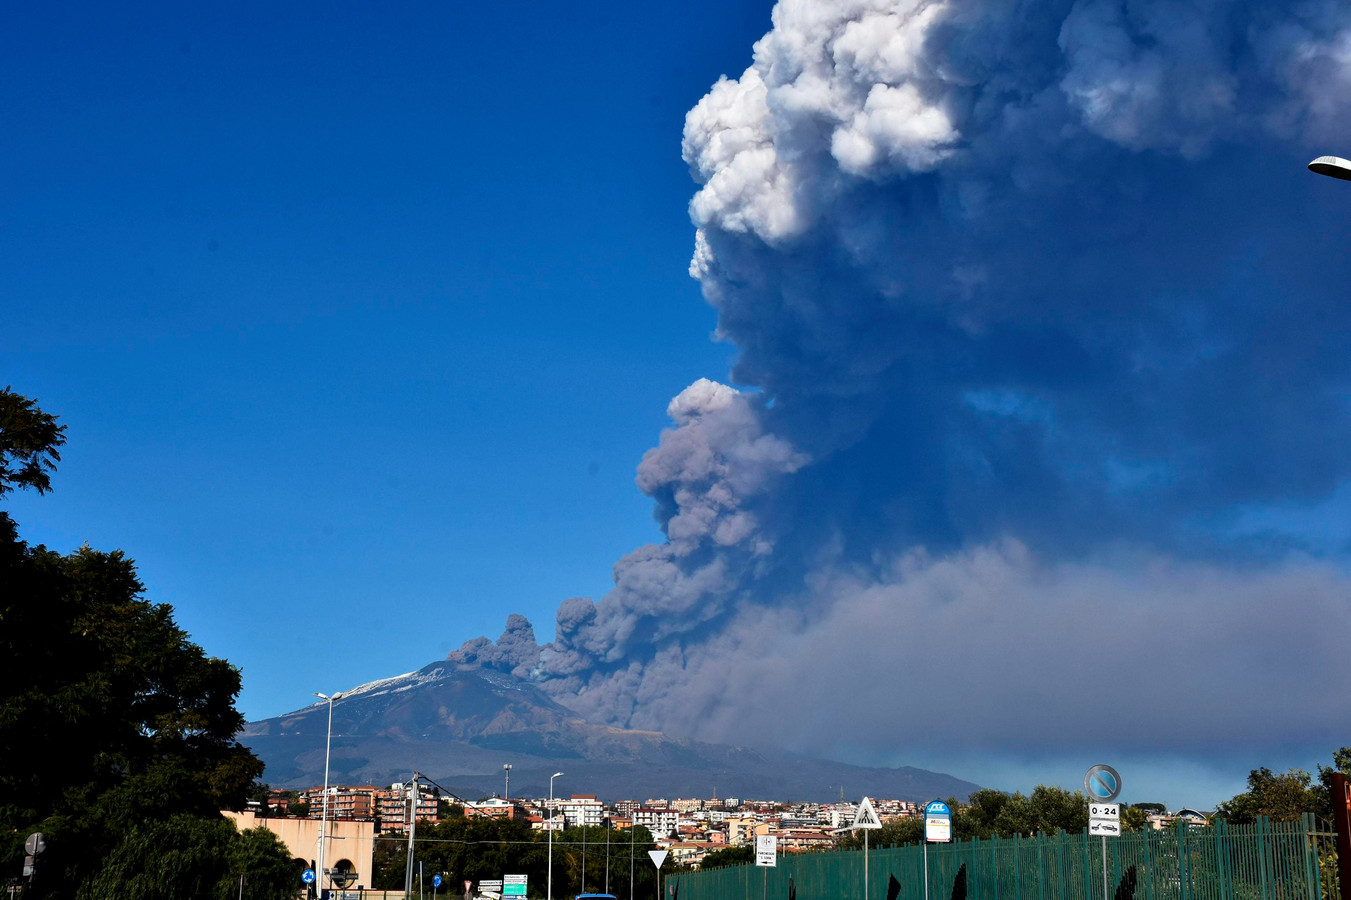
726 816 773 846
374 784 439 829
466 798 529 820
561 794 605 828
298 785 378 821
633 807 679 839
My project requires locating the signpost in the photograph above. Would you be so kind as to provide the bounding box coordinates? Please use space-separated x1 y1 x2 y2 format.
754 834 777 867
852 798 882 900
22 833 45 880
504 875 528 897
1085 766 1124 900
480 879 504 898
922 801 952 900
434 874 443 897
755 834 778 900
649 850 669 900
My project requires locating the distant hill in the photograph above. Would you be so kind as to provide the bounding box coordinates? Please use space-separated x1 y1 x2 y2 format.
239 660 979 803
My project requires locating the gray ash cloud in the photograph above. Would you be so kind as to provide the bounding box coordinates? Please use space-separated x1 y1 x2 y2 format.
453 0 1351 765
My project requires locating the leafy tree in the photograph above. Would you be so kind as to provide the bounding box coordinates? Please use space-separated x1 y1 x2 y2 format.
1215 768 1317 824
70 816 296 900
699 846 753 869
0 386 66 498
0 388 266 897
955 789 1012 839
1314 747 1351 820
991 785 1088 836
1120 805 1148 832
221 826 303 900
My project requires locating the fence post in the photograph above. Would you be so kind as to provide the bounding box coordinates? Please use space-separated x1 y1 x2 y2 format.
1215 816 1229 900
1178 819 1190 900
1258 816 1273 900
1302 813 1321 900
992 835 999 900
1142 824 1153 900
1083 829 1093 900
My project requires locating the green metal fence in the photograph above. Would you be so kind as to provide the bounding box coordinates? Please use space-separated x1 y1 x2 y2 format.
679 817 1338 900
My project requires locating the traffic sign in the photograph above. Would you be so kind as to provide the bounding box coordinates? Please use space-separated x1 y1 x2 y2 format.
1084 765 1122 802
649 850 669 869
479 881 504 892
504 875 527 897
302 869 316 884
24 833 46 856
755 834 778 867
924 801 952 843
852 797 882 830
1089 802 1121 837
434 875 444 888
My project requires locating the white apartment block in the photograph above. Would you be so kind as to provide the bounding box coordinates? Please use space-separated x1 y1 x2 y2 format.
633 807 679 839
561 795 605 828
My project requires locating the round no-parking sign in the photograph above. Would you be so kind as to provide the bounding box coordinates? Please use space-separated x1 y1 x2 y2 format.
1084 765 1122 802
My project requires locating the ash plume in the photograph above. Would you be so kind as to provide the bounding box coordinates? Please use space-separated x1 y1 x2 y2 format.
453 0 1351 764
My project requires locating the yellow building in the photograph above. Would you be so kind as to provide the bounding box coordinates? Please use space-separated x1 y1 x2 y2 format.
224 811 376 893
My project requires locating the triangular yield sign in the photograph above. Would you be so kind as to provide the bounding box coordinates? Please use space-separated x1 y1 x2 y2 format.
649 850 669 869
852 796 882 829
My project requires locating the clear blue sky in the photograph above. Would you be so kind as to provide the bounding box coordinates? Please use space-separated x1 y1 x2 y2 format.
2 0 770 714
7 0 1351 812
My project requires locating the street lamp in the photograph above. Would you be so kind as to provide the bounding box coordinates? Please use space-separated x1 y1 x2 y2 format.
315 691 343 898
548 772 564 900
1309 156 1351 181
503 763 512 801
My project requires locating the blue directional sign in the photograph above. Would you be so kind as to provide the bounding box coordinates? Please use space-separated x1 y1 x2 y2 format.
434 875 443 888
302 869 316 884
1084 765 1122 802
924 801 951 816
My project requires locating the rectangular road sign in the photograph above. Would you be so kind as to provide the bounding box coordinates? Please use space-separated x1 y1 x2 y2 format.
479 881 504 891
755 834 778 867
1089 803 1120 837
503 875 527 897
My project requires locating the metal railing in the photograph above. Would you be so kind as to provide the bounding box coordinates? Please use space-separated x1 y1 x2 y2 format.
679 816 1338 900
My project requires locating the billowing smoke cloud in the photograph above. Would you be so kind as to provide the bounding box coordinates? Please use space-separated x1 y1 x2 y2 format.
452 0 1351 767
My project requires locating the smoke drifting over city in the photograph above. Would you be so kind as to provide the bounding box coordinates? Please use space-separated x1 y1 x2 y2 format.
452 0 1351 767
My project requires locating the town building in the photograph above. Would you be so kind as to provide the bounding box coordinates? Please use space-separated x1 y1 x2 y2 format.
633 807 679 839
224 811 375 892
561 794 605 828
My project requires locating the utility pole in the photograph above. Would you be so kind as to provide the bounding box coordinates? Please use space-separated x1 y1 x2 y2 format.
405 774 422 897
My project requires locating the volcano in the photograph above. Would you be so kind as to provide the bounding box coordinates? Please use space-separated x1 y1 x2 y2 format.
240 660 979 802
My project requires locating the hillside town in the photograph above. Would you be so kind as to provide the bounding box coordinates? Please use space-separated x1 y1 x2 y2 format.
260 784 1207 870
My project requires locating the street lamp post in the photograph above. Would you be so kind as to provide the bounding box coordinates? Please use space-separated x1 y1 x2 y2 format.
314 691 343 899
548 772 564 900
1309 156 1351 181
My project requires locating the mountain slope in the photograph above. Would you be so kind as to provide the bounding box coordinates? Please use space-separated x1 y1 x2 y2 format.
240 660 978 802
